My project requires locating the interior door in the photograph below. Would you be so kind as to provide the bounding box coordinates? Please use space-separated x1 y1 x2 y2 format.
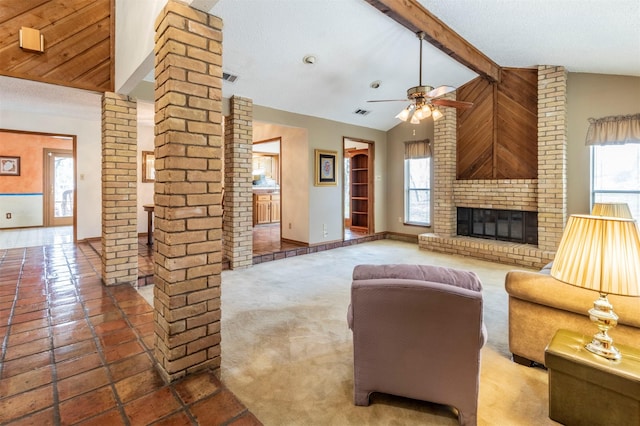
44 149 74 227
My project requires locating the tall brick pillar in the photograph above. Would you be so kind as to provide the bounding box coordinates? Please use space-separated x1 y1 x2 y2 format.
432 95 458 237
154 0 223 382
101 93 138 286
223 96 253 269
537 66 568 252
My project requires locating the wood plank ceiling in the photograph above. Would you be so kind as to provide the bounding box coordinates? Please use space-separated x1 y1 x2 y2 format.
0 0 114 93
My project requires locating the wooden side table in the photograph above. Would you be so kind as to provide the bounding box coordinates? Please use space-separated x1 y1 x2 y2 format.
545 329 640 426
143 204 154 245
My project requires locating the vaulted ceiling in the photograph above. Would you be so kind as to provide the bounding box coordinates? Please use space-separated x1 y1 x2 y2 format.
1 0 638 131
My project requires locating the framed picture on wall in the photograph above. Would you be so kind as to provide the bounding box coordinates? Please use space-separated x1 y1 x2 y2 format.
314 149 337 186
142 151 155 182
0 156 20 176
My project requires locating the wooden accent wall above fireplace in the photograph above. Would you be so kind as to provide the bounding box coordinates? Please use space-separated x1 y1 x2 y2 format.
456 68 538 180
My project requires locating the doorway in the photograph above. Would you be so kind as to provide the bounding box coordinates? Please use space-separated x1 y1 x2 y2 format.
44 148 74 227
343 137 374 239
252 137 282 254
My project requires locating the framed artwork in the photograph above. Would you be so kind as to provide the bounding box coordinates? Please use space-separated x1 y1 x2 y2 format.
0 156 20 176
315 149 337 186
142 151 155 182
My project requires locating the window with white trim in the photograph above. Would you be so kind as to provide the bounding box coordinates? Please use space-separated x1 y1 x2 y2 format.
404 140 431 225
592 144 640 220
589 114 640 220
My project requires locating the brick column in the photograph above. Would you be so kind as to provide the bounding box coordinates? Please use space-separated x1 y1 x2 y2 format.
154 0 223 382
223 96 253 269
101 93 138 286
537 66 567 252
432 95 458 237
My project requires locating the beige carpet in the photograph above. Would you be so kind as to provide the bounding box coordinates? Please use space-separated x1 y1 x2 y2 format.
213 239 558 425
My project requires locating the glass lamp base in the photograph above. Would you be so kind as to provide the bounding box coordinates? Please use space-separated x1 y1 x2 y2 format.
585 334 621 360
586 294 621 360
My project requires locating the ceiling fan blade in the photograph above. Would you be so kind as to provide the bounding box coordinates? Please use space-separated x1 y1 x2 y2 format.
426 85 456 98
431 99 474 109
367 99 409 103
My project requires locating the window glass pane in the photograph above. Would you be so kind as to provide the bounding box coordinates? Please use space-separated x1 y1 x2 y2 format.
593 145 640 191
408 158 430 187
404 158 431 225
592 145 640 220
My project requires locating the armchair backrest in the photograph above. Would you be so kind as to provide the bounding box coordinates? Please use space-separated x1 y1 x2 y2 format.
349 264 485 425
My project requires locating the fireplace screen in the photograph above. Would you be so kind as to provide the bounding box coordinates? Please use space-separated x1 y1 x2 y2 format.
457 208 538 245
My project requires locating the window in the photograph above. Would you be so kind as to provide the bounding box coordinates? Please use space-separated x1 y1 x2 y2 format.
592 144 640 220
404 140 431 225
589 114 640 220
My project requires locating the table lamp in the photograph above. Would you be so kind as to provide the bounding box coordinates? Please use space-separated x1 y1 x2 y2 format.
591 202 633 219
551 215 640 360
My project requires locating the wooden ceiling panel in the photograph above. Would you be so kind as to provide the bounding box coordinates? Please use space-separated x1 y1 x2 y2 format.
0 1 51 26
0 0 113 92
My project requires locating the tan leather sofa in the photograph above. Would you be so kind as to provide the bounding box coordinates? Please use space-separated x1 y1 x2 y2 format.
505 266 640 366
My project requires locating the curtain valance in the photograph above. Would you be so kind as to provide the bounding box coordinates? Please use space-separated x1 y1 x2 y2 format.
585 113 640 145
404 140 431 159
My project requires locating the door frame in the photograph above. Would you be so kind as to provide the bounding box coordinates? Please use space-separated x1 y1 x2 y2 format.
0 129 77 241
252 137 282 242
43 148 75 228
342 137 374 238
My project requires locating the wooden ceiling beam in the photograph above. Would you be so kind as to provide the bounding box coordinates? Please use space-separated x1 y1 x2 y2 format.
365 0 502 83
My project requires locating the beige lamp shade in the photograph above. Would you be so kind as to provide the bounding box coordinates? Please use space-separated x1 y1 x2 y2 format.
591 202 633 219
551 215 640 297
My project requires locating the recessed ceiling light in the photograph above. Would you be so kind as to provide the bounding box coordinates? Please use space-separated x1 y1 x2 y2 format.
370 80 381 89
303 55 316 64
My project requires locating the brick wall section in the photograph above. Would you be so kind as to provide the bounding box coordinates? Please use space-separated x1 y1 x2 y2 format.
432 95 457 237
419 234 555 269
153 0 223 382
454 179 537 211
537 65 567 251
101 92 138 286
223 96 253 269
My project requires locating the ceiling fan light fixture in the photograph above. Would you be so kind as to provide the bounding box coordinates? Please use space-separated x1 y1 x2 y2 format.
418 104 432 119
395 105 413 122
410 114 420 125
432 108 444 121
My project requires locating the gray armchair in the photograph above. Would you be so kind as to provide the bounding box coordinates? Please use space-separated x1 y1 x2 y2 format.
347 264 486 426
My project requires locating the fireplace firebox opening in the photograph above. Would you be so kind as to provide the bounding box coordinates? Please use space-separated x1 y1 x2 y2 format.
457 207 538 245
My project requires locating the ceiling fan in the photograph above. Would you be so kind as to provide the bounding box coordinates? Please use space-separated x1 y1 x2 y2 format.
368 31 473 124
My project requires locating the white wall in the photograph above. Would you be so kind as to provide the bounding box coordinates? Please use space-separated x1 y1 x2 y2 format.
0 80 103 240
254 105 387 244
114 0 167 94
254 122 309 243
0 195 43 228
137 101 155 234
386 120 433 235
566 73 640 216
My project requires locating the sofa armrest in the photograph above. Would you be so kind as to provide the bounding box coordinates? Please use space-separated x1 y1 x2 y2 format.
505 270 640 328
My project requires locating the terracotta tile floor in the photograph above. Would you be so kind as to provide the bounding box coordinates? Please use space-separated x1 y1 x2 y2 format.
0 243 261 425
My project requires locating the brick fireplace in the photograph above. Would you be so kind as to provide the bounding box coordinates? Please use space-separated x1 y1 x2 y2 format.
418 66 567 269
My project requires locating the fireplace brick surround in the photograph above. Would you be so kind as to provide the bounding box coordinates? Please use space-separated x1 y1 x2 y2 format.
419 66 567 269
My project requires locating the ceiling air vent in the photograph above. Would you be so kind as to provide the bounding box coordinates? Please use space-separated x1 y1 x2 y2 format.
222 72 238 83
353 109 370 116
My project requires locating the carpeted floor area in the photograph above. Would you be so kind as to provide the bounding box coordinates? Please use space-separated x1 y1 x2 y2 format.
141 239 557 425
